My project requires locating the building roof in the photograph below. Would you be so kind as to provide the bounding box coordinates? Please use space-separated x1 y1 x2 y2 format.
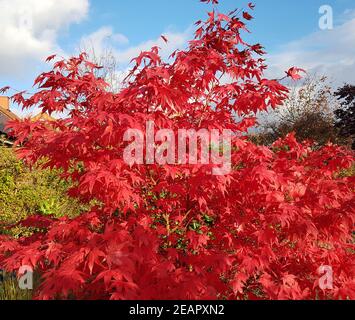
0 105 19 134
31 112 56 122
0 96 56 138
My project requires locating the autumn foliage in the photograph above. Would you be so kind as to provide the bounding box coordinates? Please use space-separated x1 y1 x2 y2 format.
1 1 354 300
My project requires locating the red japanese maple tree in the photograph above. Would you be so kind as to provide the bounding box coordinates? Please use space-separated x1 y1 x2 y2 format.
1 1 354 300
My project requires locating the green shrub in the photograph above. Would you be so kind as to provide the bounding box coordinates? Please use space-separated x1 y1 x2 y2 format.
0 147 86 237
339 164 355 178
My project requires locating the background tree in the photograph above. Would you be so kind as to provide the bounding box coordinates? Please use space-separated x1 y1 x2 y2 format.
78 44 124 93
334 84 355 150
253 75 338 146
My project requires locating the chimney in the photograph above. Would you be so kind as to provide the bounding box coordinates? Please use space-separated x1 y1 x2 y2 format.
0 96 10 111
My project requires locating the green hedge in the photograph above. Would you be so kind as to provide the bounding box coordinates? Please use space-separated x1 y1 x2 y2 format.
0 147 85 237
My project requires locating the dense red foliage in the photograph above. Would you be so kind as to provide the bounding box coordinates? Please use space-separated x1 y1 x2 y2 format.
1 2 354 300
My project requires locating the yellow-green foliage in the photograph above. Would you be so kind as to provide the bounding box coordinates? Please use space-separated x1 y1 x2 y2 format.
0 270 42 300
0 276 32 301
346 164 355 177
0 147 84 237
338 163 355 178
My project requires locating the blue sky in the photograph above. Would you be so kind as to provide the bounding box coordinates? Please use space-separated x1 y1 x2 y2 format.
65 0 352 52
0 0 355 116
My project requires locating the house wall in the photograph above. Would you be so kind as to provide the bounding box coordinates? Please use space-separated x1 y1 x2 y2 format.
0 96 10 110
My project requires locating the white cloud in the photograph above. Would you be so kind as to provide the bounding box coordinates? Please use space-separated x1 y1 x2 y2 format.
80 26 192 67
77 26 191 93
80 26 129 53
0 0 89 77
116 29 191 65
266 13 355 86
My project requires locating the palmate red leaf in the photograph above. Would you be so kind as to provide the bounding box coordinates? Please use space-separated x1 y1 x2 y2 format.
286 67 307 80
0 238 19 255
0 86 10 94
45 54 56 62
243 12 253 21
187 231 210 250
45 242 63 265
201 0 219 4
85 247 106 275
161 35 168 43
231 272 248 295
218 13 232 22
0 0 354 301
248 2 256 10
18 215 54 229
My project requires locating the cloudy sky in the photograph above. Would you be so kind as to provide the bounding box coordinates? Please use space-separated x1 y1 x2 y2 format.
0 0 354 116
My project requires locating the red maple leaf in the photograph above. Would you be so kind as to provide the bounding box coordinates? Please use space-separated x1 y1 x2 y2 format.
286 67 307 80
